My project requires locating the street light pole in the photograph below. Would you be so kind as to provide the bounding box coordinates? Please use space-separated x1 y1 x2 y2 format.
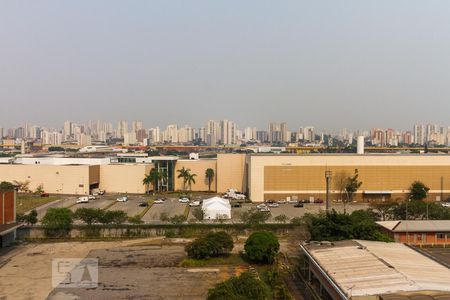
325 170 332 213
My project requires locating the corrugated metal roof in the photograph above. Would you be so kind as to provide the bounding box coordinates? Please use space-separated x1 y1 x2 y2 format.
305 240 450 297
377 220 450 232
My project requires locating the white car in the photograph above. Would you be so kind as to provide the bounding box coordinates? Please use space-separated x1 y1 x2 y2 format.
76 196 89 204
287 199 298 204
117 196 128 202
277 199 287 204
92 192 99 197
88 195 96 200
178 197 189 203
268 203 280 208
441 202 450 208
256 203 267 210
259 207 271 212
189 200 201 207
154 199 165 204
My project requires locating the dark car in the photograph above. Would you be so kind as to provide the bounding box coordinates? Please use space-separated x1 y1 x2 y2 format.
232 203 242 208
266 200 276 204
294 203 304 208
40 193 50 197
138 202 149 207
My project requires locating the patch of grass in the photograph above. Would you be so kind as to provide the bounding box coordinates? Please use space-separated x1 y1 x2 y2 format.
138 200 154 218
180 254 248 267
16 194 59 214
102 200 118 210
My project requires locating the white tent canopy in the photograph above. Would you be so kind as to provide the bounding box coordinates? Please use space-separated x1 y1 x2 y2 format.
202 197 231 220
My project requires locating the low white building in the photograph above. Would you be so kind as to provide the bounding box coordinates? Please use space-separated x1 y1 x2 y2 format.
202 197 231 220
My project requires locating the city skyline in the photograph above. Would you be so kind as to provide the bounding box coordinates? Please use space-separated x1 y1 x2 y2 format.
2 1 450 129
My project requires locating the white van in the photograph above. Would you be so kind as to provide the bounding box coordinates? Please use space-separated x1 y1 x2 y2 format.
76 196 89 204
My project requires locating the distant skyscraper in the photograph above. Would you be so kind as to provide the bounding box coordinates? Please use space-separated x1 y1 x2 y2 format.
117 120 128 138
414 124 425 145
220 119 236 145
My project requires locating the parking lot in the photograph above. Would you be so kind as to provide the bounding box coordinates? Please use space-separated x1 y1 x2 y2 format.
109 196 149 217
32 193 371 224
142 197 188 223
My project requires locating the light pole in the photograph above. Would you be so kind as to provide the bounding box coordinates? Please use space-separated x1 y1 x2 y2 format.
325 170 332 213
405 196 411 244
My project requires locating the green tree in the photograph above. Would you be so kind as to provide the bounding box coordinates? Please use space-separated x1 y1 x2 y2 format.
244 231 280 264
409 181 430 201
142 173 153 193
42 207 73 237
205 168 215 192
344 170 363 213
0 181 15 191
207 272 268 300
240 208 270 226
187 173 197 191
159 212 170 222
290 217 303 225
170 214 187 224
149 168 161 192
274 214 289 224
370 201 396 221
192 208 205 221
100 210 127 224
128 215 144 224
185 231 234 259
177 167 190 191
74 208 104 225
25 209 38 225
34 184 45 195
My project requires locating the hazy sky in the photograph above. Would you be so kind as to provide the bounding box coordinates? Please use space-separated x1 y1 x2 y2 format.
1 1 450 131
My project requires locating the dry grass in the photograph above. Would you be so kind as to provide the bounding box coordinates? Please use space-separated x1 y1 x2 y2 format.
16 194 59 214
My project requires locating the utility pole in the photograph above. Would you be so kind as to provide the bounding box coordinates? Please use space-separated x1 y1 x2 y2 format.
325 170 332 213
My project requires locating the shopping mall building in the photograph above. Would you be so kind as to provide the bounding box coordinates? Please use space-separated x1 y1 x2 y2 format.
1 153 450 202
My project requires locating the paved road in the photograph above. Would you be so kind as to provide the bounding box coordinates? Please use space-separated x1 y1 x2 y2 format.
70 198 116 212
36 197 78 220
110 197 148 217
142 198 188 223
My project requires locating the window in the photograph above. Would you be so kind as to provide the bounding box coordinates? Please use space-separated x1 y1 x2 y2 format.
437 233 445 239
79 184 84 188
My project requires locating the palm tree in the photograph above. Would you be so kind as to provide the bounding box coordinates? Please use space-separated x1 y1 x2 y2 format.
205 168 215 192
177 167 190 191
149 168 160 192
187 173 197 191
142 174 152 193
160 169 168 192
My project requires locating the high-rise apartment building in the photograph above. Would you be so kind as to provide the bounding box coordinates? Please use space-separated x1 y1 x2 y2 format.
414 124 425 145
220 120 236 145
117 120 128 138
269 122 288 143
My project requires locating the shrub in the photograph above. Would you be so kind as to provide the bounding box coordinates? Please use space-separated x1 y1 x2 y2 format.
185 231 234 259
128 215 144 224
240 208 270 226
207 272 268 300
74 208 104 225
100 210 127 224
160 212 170 222
42 207 73 237
244 231 280 264
25 209 38 225
274 214 289 224
170 214 187 225
290 217 303 225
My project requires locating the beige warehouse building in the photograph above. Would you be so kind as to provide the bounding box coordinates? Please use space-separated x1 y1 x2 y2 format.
1 153 450 202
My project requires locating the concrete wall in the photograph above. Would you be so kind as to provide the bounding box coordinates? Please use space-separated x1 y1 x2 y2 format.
0 165 92 194
99 164 153 194
174 159 217 191
216 154 246 193
249 154 450 202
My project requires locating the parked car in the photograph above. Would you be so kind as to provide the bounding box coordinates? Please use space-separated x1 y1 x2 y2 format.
76 196 89 204
314 198 324 204
189 200 201 207
98 189 105 195
441 202 450 208
294 203 304 208
268 203 280 208
287 199 298 204
266 200 276 204
232 203 242 208
277 199 287 204
92 192 99 197
40 193 50 197
88 195 96 200
117 196 128 202
139 202 149 207
178 197 189 203
256 203 267 210
259 207 271 213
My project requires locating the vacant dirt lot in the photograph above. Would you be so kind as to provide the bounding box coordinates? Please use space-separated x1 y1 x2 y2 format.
0 238 247 300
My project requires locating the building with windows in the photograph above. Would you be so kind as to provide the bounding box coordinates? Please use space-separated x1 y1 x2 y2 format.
377 220 450 246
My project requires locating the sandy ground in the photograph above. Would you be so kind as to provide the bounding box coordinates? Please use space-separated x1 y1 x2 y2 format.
0 238 168 300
